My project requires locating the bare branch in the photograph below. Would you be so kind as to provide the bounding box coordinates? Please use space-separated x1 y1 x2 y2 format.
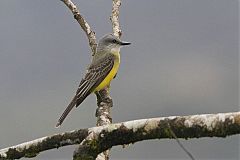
0 129 88 159
94 88 113 160
60 0 97 55
1 112 238 159
111 0 122 37
92 1 123 159
73 111 240 159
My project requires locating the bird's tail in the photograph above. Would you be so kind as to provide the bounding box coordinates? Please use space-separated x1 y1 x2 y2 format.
56 94 89 127
56 96 77 128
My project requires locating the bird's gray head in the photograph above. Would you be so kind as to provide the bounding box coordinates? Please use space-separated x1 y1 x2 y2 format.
97 33 131 53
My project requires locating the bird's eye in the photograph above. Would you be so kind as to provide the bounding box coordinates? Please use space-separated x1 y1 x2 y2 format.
112 39 117 43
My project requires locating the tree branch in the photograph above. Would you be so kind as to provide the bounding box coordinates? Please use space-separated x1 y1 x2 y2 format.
92 1 122 159
79 0 123 159
60 0 97 55
94 89 113 160
111 0 122 37
0 129 88 159
1 112 239 159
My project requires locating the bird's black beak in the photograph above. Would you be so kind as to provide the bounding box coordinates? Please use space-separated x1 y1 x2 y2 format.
120 41 131 46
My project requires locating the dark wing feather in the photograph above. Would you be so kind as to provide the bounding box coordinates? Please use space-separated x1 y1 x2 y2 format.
56 55 114 127
76 54 115 106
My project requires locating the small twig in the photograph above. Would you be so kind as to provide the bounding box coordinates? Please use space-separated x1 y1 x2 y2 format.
168 124 195 160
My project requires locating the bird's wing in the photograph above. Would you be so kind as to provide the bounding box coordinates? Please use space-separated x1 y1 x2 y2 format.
75 54 115 106
56 54 114 127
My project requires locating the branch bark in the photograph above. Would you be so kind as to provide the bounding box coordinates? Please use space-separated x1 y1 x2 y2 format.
0 129 88 159
94 89 113 160
111 0 122 37
1 112 240 159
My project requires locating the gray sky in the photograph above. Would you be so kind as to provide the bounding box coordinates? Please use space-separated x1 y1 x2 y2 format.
0 0 239 159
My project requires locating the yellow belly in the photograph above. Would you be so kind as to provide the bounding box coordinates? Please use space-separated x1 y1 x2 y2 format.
94 54 120 92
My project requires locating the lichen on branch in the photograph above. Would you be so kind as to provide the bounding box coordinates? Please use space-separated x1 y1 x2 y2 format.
0 112 239 159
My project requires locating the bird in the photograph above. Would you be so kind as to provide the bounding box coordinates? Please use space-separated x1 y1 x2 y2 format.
56 33 130 127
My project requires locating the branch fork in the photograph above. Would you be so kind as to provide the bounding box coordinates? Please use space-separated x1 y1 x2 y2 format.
60 0 122 159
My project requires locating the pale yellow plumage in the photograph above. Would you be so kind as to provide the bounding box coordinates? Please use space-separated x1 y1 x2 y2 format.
94 52 120 92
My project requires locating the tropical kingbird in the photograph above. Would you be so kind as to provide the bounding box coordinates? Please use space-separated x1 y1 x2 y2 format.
56 33 130 127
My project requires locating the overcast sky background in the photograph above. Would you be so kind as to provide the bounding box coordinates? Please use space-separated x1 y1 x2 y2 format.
0 0 239 159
